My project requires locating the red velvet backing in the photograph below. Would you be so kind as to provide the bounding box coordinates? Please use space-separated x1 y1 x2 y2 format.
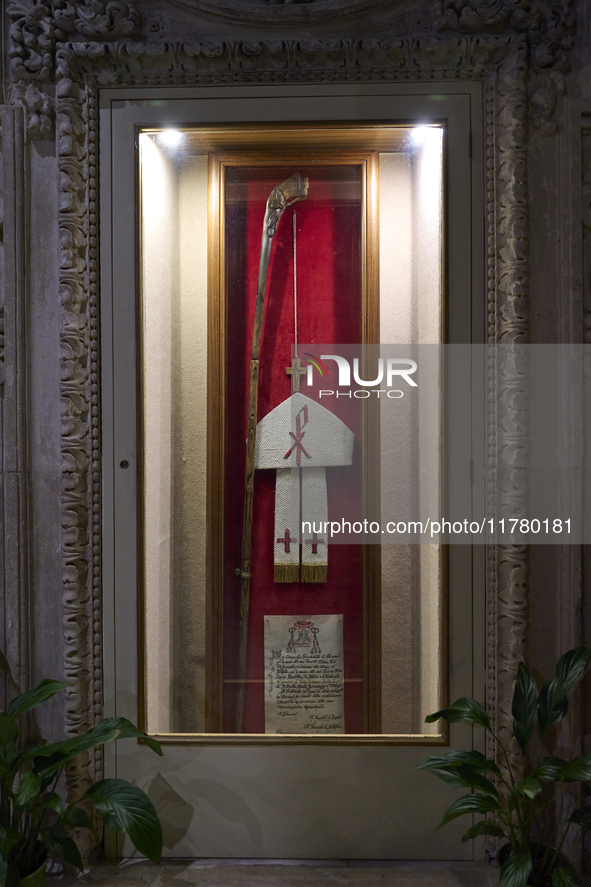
224 166 364 733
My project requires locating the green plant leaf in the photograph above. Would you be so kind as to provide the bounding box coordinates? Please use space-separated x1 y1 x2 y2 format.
499 848 533 887
538 647 591 735
25 719 162 783
537 681 568 734
417 751 501 794
15 771 42 808
437 793 500 829
96 718 163 756
538 757 568 781
61 807 94 830
85 778 162 863
25 723 122 780
0 715 19 769
0 856 6 887
0 715 18 750
461 820 505 843
521 777 542 798
0 827 20 859
560 754 591 782
417 749 501 775
425 698 490 730
569 804 591 829
512 665 538 751
41 827 83 871
416 762 498 795
7 680 68 719
507 777 542 815
511 777 542 801
554 646 591 692
27 721 121 761
551 860 584 886
42 793 64 815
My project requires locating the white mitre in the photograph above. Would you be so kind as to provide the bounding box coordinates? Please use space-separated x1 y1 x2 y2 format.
255 392 355 583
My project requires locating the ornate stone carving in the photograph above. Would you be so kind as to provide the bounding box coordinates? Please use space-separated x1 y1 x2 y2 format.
7 0 139 137
6 83 53 140
434 0 573 40
483 44 530 792
434 0 574 133
74 1 140 37
54 34 514 84
8 0 140 79
495 44 529 345
7 0 55 82
7 0 573 133
142 10 170 38
56 74 102 810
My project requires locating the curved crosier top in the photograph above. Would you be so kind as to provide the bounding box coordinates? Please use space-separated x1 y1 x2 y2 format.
265 173 309 237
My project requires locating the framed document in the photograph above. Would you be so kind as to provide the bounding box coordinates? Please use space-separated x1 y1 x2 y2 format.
264 615 345 735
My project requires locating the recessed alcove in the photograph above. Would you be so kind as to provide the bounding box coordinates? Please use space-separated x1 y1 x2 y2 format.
2 0 587 869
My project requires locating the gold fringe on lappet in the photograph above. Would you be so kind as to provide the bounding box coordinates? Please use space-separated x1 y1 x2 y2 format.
301 563 328 584
274 564 300 583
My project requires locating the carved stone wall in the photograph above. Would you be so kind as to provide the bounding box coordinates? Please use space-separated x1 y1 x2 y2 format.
0 0 587 862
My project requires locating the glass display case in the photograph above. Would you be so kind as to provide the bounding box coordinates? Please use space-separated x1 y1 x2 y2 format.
138 124 444 739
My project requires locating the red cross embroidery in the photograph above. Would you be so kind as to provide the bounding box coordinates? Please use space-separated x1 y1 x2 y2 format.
284 406 311 466
304 532 326 554
277 529 296 552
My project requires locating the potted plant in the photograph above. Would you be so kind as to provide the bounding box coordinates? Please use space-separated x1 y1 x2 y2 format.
0 676 163 886
417 645 591 886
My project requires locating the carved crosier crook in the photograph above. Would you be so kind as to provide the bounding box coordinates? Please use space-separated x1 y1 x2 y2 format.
235 173 309 732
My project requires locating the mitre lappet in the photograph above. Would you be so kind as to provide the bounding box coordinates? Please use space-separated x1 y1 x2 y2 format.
254 392 355 583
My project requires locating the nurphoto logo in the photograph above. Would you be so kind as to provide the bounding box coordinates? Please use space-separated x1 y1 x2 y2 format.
303 353 418 398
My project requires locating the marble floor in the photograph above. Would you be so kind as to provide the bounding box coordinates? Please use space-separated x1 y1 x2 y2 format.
48 858 591 886
49 859 500 887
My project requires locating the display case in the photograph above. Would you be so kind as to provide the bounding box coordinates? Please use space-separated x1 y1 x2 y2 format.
138 124 444 739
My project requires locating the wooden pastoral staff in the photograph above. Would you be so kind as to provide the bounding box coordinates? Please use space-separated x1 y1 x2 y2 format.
234 173 309 730
231 170 362 732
